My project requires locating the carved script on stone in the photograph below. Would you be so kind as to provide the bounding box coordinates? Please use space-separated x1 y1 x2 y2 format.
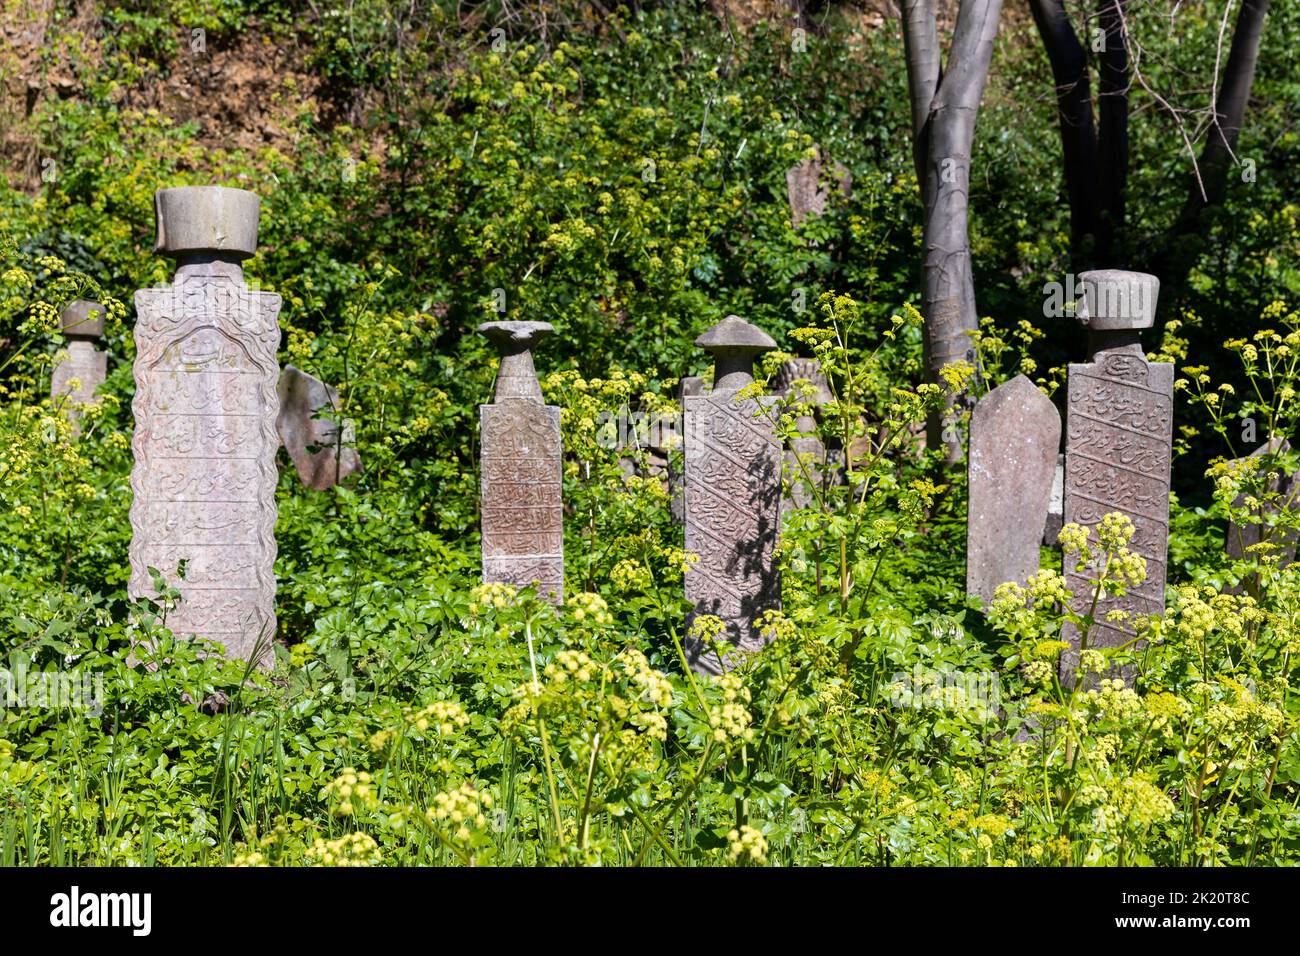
684 395 782 673
480 401 564 601
1062 350 1173 670
130 273 282 663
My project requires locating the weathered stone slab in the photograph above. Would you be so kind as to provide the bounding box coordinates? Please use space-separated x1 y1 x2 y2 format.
684 315 782 674
130 186 281 665
774 357 834 511
1226 438 1298 587
1062 271 1171 677
1043 454 1064 545
965 374 1061 605
51 299 108 433
277 365 362 490
479 321 564 602
786 146 852 228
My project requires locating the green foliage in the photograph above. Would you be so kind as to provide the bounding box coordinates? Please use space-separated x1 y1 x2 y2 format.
2 1 1299 868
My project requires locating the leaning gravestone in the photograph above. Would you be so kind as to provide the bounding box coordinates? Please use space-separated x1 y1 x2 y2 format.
683 315 782 674
966 375 1061 605
773 357 834 511
277 365 362 490
51 299 108 434
479 321 564 602
1225 437 1298 588
130 186 282 665
1062 270 1172 677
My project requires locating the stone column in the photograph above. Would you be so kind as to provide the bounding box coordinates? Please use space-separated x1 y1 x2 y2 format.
966 374 1061 605
479 320 564 602
130 186 282 665
51 299 108 434
683 315 781 674
1062 270 1172 677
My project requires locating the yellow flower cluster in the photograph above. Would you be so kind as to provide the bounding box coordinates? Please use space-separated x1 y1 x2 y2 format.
708 673 754 744
619 648 674 708
726 825 768 865
544 649 597 684
427 783 492 843
305 832 383 867
569 591 613 626
324 768 378 817
409 699 470 735
468 582 517 615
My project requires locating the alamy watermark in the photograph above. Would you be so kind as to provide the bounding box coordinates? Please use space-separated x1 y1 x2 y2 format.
1 661 104 716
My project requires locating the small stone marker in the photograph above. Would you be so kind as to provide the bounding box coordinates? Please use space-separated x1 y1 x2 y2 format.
683 315 782 674
1062 270 1172 675
1225 437 1298 587
774 357 834 510
51 299 108 433
966 374 1061 605
277 365 362 490
479 320 564 602
130 186 282 665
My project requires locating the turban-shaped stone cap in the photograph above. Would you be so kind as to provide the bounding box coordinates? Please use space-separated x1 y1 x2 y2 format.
1077 270 1159 331
696 315 776 393
154 186 261 259
60 299 105 339
478 320 554 402
477 320 554 350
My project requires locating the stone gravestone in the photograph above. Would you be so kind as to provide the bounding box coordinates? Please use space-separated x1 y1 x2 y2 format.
683 315 782 674
1062 270 1172 678
51 299 108 434
773 357 834 511
479 321 564 602
277 365 362 490
1042 454 1065 545
786 146 852 228
1225 437 1298 589
966 374 1061 605
130 186 282 665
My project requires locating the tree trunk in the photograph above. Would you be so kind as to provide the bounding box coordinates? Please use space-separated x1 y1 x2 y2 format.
1027 0 1098 262
1095 0 1130 264
902 0 1004 463
1153 0 1270 293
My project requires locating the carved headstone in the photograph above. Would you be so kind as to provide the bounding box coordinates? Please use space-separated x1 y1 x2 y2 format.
966 375 1061 605
684 315 782 674
1225 437 1298 588
277 365 362 490
1062 271 1171 677
773 357 835 511
130 186 282 665
479 321 564 602
51 299 108 434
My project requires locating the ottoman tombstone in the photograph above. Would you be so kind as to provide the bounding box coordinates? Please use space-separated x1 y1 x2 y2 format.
129 186 282 664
